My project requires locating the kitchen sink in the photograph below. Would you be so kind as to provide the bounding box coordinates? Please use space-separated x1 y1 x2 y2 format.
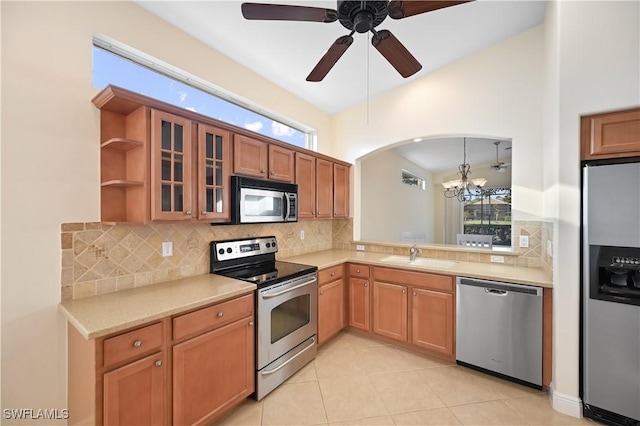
379 255 457 269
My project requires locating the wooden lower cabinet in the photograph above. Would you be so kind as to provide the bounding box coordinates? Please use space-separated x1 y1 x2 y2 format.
173 316 254 426
318 278 345 344
371 266 455 360
317 265 346 345
348 264 371 331
410 287 454 357
67 293 254 426
103 353 167 426
372 281 408 341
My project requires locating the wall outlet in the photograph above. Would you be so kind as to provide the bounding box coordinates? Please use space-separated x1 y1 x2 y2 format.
356 245 365 251
162 241 173 257
300 230 305 240
519 235 529 248
547 240 553 257
490 255 505 263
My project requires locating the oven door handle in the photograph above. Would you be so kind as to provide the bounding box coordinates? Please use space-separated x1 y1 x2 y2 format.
260 337 316 376
261 277 317 299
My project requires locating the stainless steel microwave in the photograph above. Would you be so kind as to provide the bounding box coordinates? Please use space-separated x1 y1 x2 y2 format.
231 176 298 224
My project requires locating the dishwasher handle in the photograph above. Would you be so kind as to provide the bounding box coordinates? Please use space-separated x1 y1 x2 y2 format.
458 277 542 296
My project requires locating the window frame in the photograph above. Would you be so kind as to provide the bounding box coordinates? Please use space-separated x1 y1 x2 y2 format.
93 34 317 151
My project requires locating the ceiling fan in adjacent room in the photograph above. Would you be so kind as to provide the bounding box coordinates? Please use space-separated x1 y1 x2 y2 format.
490 141 512 173
241 1 473 82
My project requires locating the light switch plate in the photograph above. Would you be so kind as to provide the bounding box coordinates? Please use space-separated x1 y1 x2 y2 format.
490 255 505 263
519 235 529 248
547 240 553 257
300 230 305 240
356 245 365 251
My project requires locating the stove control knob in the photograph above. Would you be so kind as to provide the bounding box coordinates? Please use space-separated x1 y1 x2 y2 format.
272 241 277 248
227 248 233 254
218 248 224 255
266 243 271 248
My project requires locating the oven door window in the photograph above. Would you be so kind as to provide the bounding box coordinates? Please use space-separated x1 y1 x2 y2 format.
271 294 310 344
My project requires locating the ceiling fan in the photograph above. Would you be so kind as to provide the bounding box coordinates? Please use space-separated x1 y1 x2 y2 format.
490 141 511 173
241 1 473 82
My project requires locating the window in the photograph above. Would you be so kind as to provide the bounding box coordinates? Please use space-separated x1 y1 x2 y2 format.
462 188 512 246
401 170 426 190
92 39 314 149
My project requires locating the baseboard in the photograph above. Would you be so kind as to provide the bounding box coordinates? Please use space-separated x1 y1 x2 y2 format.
548 382 583 418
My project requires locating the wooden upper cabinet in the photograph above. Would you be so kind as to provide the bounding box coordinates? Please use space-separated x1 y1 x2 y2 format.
151 109 193 221
295 152 317 219
316 159 333 218
233 135 294 182
197 124 231 221
333 163 349 218
581 107 640 160
268 144 295 182
233 134 268 179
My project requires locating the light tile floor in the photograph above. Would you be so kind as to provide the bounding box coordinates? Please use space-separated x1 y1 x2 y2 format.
216 331 596 425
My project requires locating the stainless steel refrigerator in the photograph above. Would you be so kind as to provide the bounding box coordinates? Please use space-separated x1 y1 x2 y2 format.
582 161 640 425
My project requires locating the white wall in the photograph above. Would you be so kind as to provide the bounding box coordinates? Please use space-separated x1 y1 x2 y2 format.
334 25 546 246
0 2 332 421
544 0 640 416
360 150 434 243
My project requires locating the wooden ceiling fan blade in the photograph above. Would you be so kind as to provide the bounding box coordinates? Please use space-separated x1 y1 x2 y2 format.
371 30 422 78
388 0 473 19
241 3 338 22
306 35 353 82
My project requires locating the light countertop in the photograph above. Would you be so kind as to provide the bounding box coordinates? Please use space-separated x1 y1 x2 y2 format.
59 274 256 339
60 249 551 340
283 250 552 288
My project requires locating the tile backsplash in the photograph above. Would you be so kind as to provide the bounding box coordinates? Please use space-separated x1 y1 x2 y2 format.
61 219 351 301
60 218 552 301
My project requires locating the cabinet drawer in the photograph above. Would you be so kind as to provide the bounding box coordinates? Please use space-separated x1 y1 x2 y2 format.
349 263 370 278
103 322 164 368
173 293 254 341
319 265 344 284
373 267 453 293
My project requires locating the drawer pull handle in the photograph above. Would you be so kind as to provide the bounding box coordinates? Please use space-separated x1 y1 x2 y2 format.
155 360 163 368
356 269 360 273
217 312 224 318
133 340 142 348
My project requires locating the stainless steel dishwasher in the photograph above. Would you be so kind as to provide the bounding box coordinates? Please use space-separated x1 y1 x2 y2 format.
456 277 543 388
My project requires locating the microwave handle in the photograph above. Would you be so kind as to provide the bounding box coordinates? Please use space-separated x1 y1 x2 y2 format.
283 193 289 221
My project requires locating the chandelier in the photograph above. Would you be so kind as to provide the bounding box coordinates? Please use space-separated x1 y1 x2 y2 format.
442 138 487 202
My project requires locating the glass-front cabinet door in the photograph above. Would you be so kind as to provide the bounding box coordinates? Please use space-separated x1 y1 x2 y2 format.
197 124 231 221
151 109 193 221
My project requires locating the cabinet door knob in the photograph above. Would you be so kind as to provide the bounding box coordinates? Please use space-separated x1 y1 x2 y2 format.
155 360 163 368
217 312 224 317
201 210 207 215
133 340 142 348
402 289 406 294
249 321 254 327
356 269 360 273
270 171 275 175
260 169 266 173
320 291 324 295
331 272 335 276
364 283 368 287
185 210 192 215
413 292 417 296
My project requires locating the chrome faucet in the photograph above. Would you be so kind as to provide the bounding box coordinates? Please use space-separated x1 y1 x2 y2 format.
409 244 423 261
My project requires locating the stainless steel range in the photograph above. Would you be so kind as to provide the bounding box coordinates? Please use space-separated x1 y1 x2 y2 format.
210 236 318 400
